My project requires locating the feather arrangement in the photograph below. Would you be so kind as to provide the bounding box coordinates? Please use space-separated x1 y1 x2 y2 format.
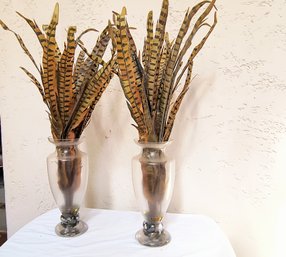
1 4 116 225
0 3 115 140
111 0 217 143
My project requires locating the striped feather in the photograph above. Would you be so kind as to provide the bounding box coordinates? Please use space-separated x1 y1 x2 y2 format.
146 0 168 108
90 26 110 66
16 12 47 49
42 24 61 63
174 0 215 74
42 3 60 126
142 11 153 70
160 0 216 140
163 86 189 141
73 50 86 94
20 66 46 103
0 20 41 74
174 12 217 90
152 33 172 115
68 57 115 133
58 26 77 125
114 10 147 134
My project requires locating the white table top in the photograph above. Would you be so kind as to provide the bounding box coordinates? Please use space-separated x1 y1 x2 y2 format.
0 208 236 257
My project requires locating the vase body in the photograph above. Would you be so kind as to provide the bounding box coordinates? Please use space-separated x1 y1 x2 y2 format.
132 141 175 246
47 138 88 237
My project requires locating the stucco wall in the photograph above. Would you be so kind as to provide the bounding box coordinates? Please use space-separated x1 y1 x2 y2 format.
1 1 286 257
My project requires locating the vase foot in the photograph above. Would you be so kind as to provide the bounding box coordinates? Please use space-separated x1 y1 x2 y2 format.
55 220 88 237
135 228 171 247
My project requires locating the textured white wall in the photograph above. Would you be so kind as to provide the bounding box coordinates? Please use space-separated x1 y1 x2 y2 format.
1 0 286 256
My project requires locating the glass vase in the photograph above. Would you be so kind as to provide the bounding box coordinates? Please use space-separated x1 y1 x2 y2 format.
132 141 175 247
47 137 88 237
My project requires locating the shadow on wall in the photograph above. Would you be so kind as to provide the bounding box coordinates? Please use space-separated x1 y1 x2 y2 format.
82 71 217 212
169 73 217 213
83 78 135 210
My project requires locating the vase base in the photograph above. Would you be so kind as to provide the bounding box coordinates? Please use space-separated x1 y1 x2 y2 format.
135 228 171 247
55 220 88 237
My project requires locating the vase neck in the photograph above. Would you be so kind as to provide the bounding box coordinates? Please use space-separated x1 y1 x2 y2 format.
136 141 171 160
48 138 83 158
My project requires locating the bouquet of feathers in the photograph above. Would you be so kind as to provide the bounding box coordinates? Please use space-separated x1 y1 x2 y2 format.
111 0 217 228
0 3 115 140
111 0 217 143
0 3 115 220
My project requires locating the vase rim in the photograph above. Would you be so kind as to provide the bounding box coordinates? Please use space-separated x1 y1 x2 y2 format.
135 139 172 148
48 136 84 146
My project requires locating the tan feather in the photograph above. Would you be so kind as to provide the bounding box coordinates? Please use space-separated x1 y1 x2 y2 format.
16 12 47 49
20 66 46 103
58 26 77 125
114 10 147 134
0 20 41 74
